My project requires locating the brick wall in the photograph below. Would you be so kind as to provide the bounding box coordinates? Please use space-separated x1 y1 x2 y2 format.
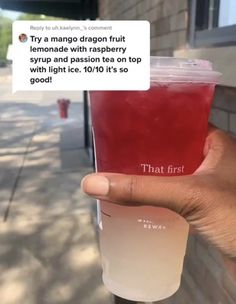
210 86 236 137
98 1 236 303
99 0 188 56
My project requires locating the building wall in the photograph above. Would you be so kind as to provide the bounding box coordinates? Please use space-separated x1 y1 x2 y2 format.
99 0 188 56
211 85 236 136
99 1 236 303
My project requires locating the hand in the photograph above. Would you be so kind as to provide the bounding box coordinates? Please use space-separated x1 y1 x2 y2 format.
81 127 236 258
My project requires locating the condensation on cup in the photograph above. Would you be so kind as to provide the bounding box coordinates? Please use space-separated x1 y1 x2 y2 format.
89 57 221 302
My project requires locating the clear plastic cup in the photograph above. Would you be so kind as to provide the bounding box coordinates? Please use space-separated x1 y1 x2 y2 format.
89 57 221 302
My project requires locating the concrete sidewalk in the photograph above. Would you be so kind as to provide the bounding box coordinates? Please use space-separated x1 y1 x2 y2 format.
0 106 113 303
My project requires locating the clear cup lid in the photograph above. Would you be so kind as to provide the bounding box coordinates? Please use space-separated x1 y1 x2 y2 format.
150 56 221 83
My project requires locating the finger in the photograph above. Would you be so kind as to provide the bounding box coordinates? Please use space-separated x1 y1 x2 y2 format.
202 124 218 157
195 127 228 173
81 173 200 215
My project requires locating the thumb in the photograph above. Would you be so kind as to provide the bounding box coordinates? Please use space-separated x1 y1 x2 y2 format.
81 127 225 216
81 173 200 215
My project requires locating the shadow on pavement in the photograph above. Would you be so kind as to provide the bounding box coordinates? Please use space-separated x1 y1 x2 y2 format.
0 101 112 303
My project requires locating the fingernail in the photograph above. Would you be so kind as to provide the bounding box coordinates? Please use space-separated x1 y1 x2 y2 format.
81 175 109 197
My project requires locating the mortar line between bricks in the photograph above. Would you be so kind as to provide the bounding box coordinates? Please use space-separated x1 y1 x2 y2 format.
212 106 230 112
3 123 38 222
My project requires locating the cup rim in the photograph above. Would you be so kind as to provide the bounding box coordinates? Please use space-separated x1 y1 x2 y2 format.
150 56 221 83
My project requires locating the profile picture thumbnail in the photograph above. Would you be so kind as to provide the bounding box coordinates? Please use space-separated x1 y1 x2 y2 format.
19 33 28 43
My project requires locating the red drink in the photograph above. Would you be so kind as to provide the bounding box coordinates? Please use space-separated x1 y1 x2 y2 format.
89 57 220 302
90 83 215 176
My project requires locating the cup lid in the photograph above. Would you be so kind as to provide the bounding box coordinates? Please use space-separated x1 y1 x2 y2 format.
150 56 221 83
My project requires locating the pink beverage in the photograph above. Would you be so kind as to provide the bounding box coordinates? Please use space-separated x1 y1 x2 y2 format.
89 57 220 302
